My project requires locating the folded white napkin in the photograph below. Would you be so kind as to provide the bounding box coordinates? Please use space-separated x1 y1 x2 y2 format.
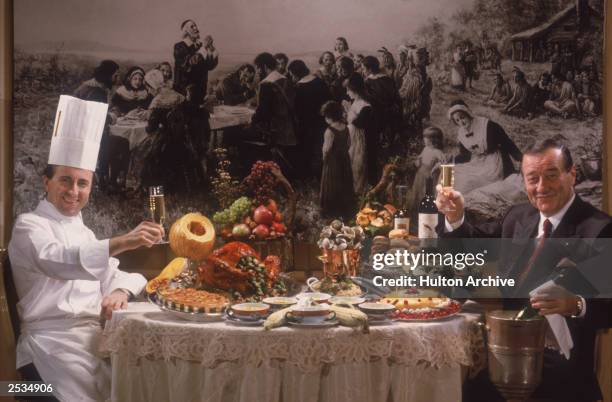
529 280 573 359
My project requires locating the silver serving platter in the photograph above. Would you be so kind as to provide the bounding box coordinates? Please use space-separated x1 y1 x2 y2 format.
148 293 226 323
391 310 460 322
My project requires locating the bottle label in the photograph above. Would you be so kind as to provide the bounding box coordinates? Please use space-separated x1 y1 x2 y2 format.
394 218 410 231
418 213 438 239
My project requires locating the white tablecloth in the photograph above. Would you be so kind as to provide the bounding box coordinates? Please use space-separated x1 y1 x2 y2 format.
109 106 254 150
209 105 255 131
109 118 148 151
100 303 484 402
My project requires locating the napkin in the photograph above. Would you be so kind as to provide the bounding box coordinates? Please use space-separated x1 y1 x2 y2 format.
529 280 573 359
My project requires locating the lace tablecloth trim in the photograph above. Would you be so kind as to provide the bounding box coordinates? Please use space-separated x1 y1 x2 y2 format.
100 314 482 373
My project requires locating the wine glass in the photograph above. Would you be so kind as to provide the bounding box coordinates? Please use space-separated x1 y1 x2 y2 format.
439 164 455 213
148 186 166 242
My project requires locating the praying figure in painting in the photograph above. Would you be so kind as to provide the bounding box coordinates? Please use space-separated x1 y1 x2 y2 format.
173 19 219 106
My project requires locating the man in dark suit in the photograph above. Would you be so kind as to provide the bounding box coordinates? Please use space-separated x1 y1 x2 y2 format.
436 139 612 402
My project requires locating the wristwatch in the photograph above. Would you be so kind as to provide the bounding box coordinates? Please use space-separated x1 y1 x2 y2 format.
571 296 584 318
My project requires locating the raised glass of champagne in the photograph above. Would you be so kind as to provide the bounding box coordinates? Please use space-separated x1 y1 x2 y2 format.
439 164 455 213
149 186 166 241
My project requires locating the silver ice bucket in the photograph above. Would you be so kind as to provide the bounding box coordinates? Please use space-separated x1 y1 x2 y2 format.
485 310 547 401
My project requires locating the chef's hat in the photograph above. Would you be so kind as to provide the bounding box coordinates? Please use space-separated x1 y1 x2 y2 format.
48 95 108 172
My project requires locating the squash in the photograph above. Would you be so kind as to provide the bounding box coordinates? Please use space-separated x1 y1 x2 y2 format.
169 213 216 261
145 257 188 294
356 213 370 227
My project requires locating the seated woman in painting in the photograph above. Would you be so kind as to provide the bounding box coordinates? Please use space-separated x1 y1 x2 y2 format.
111 66 152 116
157 61 174 88
448 100 522 195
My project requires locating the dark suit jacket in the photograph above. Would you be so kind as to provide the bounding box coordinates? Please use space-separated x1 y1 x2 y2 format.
442 196 612 401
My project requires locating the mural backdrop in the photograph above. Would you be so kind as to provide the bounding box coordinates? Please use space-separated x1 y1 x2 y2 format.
13 0 605 241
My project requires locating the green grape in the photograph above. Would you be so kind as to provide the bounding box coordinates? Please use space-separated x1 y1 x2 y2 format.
214 197 252 225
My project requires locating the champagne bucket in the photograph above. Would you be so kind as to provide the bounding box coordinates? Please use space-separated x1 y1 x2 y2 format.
484 310 547 401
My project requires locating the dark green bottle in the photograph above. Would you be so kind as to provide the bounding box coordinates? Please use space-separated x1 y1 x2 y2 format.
514 305 542 320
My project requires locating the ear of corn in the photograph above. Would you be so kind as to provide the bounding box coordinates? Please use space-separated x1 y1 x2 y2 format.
145 257 188 294
329 304 369 333
263 306 293 330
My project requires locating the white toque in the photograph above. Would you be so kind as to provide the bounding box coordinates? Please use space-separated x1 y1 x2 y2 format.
48 95 108 172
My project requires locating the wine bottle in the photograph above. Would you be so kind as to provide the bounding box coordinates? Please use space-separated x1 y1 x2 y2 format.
394 185 410 231
418 177 438 239
514 305 542 320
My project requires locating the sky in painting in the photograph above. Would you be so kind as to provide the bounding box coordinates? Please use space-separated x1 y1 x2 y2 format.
15 0 473 54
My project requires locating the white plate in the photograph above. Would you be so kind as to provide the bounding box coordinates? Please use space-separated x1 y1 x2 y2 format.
329 296 366 305
224 315 264 326
286 318 339 329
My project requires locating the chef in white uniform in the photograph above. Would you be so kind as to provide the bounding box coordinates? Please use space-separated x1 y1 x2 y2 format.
8 95 164 402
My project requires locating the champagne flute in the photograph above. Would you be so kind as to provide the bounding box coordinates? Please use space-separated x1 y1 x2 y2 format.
148 186 166 242
439 164 455 213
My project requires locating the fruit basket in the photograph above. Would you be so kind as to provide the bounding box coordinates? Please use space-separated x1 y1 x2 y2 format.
211 160 298 269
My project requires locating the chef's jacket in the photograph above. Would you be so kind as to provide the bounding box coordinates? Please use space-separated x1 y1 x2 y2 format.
8 199 146 402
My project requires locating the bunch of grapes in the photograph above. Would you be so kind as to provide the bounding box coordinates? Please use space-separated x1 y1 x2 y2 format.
213 196 253 226
244 161 280 204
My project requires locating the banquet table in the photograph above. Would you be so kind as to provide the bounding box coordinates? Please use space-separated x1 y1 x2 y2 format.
109 105 255 150
100 302 485 402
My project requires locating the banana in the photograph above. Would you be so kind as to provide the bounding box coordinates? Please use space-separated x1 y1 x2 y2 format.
263 306 293 330
329 304 369 333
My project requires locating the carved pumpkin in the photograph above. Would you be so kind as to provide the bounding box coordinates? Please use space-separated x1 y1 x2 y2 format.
169 213 216 261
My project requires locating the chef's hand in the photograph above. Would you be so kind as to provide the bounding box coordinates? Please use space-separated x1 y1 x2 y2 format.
101 289 129 321
435 184 465 224
109 221 164 256
530 295 581 316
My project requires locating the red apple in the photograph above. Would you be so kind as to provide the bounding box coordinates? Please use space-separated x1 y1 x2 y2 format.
274 211 283 222
252 224 270 240
272 222 286 233
266 199 279 214
253 205 274 225
221 226 233 239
